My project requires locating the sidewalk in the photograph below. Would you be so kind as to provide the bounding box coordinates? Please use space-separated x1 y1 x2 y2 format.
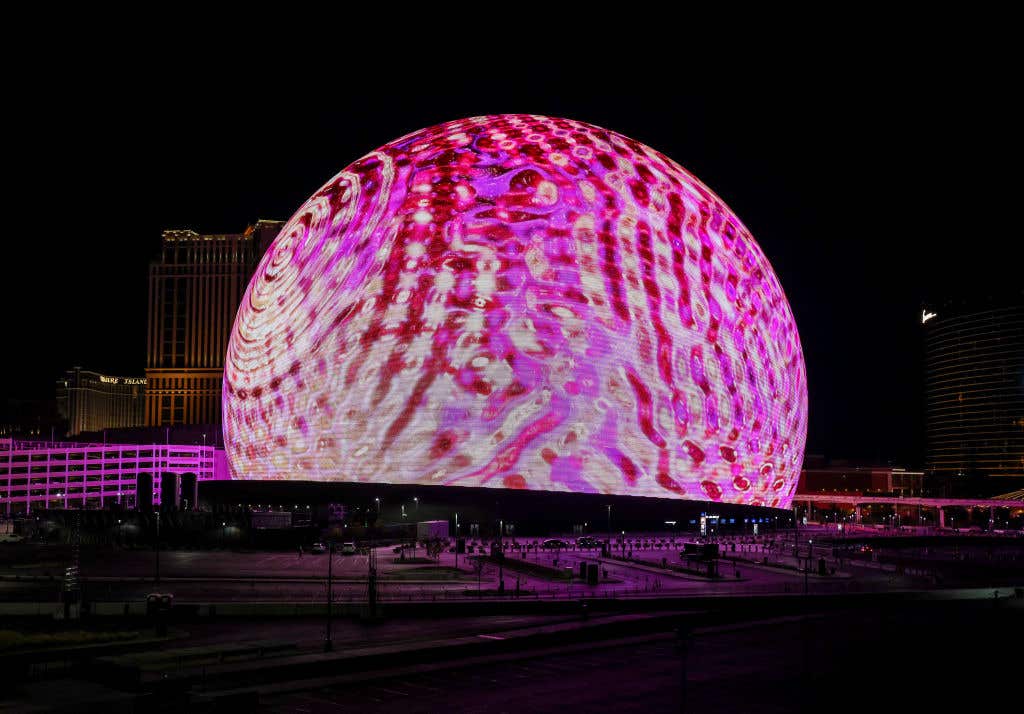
570 552 736 582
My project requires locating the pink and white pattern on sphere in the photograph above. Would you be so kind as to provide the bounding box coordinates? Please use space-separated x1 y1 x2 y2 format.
223 115 807 507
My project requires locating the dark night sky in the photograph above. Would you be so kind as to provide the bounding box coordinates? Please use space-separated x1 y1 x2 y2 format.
4 34 1017 468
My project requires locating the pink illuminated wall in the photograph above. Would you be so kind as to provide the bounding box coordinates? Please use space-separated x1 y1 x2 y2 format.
224 115 807 507
0 439 221 513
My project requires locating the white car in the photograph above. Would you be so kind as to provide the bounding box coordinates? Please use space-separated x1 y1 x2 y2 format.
340 542 357 555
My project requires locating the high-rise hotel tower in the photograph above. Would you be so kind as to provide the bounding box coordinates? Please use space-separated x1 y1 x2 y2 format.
145 220 282 426
923 290 1024 479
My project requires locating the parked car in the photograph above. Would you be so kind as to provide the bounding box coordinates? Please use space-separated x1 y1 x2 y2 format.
310 542 327 554
576 536 600 549
542 538 569 549
340 542 357 555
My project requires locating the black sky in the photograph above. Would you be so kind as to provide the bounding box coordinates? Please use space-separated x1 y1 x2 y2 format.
4 32 1018 468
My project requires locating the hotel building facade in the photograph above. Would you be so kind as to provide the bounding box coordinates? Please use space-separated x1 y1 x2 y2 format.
145 220 283 426
56 367 146 437
924 292 1024 479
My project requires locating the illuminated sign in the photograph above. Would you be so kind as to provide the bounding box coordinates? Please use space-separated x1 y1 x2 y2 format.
921 310 937 324
224 115 807 506
99 376 147 385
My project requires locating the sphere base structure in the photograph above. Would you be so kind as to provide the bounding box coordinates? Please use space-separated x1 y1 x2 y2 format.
199 480 792 538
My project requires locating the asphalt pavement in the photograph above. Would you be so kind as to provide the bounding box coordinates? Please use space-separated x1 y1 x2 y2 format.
258 602 1024 713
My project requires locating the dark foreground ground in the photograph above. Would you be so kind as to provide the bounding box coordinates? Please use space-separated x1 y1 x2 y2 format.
258 601 1022 713
2 597 1021 713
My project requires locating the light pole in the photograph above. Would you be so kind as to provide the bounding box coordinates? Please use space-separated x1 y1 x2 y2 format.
805 539 813 595
325 542 334 652
155 511 161 584
606 504 612 535
414 496 419 515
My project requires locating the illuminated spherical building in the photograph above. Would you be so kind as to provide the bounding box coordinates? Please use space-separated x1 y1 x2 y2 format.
224 115 807 508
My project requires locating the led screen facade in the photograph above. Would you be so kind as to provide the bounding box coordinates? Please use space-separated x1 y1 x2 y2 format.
224 115 807 507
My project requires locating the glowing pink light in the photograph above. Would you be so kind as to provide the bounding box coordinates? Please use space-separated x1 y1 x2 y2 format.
223 115 807 507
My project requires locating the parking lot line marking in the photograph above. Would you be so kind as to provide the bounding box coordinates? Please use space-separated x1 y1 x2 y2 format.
478 634 505 640
374 686 409 697
402 681 442 692
537 661 585 672
294 692 342 707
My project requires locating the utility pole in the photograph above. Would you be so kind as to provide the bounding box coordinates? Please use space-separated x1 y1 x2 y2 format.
154 511 161 584
367 544 378 619
805 539 813 595
804 549 809 595
325 542 334 652
64 509 81 619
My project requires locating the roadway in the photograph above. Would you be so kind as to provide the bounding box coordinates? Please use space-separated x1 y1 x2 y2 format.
5 530 1020 606
258 601 1024 713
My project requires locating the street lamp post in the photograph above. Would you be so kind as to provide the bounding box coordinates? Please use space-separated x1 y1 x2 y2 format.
805 539 813 595
325 542 334 652
155 511 161 584
606 505 612 535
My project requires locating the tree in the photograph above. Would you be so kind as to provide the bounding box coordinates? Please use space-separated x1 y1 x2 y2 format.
470 557 486 596
424 537 445 563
